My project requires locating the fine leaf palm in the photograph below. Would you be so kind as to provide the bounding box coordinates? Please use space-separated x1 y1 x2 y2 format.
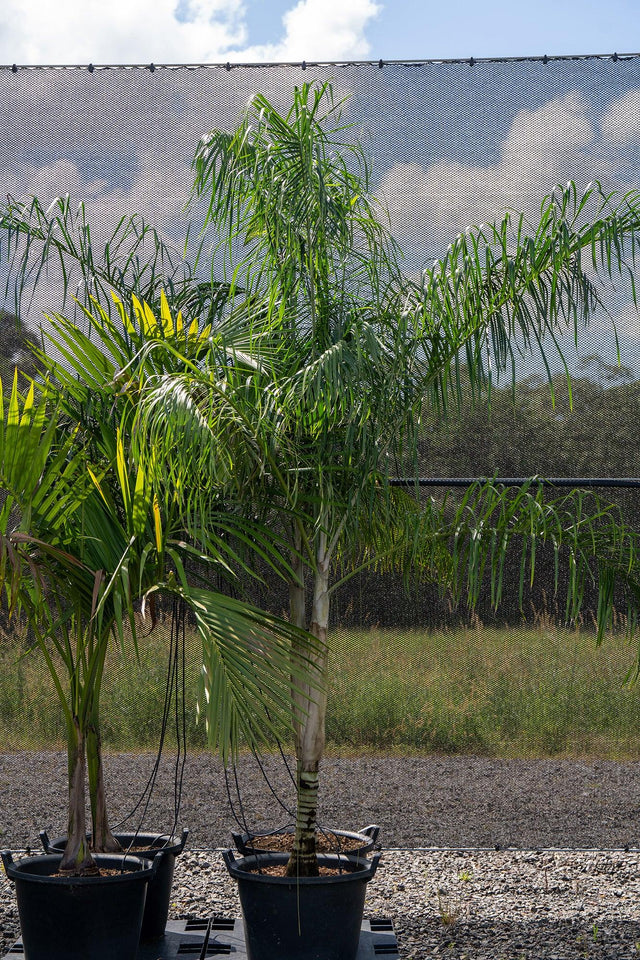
0 193 231 323
137 83 640 874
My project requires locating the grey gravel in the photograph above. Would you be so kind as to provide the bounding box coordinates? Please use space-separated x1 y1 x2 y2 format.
3 752 640 957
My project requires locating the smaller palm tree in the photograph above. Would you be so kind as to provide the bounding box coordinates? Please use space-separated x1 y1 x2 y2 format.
0 310 324 874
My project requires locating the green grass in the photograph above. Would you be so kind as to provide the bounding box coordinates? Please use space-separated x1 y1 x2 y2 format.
328 623 640 757
2 620 640 758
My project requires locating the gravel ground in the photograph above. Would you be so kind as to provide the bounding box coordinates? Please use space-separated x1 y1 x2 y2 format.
3 751 640 957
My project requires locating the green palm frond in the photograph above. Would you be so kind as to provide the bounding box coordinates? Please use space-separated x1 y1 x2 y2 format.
165 582 325 762
1 195 184 317
443 479 640 642
409 181 640 407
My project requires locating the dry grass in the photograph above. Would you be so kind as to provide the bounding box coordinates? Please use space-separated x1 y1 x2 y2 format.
2 615 640 758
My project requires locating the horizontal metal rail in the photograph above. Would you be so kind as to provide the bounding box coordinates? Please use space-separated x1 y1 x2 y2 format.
1 52 638 72
389 477 640 489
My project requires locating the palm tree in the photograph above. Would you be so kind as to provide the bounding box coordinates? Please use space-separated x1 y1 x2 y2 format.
0 296 324 875
139 82 640 875
4 82 640 880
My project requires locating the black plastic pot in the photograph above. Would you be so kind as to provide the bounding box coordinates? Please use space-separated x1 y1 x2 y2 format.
39 827 189 942
231 824 380 860
223 848 381 960
1 850 156 960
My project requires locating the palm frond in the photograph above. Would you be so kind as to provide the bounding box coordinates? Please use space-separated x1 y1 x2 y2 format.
165 582 326 762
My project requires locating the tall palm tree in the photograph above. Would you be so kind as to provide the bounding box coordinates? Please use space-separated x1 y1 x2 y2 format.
138 82 640 875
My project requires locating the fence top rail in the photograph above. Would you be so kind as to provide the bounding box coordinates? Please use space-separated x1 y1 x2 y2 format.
1 52 639 72
390 477 640 489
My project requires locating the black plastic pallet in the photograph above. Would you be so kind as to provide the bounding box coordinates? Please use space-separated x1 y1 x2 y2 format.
4 916 399 959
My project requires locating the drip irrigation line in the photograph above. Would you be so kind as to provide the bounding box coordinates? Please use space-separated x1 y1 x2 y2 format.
112 627 174 829
368 845 640 853
246 745 297 817
223 761 252 834
114 596 187 854
262 706 298 790
169 599 188 843
390 477 640 489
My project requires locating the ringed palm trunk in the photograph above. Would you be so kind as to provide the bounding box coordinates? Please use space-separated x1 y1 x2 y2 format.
287 532 330 877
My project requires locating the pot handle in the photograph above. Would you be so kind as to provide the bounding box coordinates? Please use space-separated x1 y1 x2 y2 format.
368 851 382 879
131 852 161 876
39 830 51 852
122 850 161 877
177 827 190 853
231 831 247 853
1 850 14 874
222 848 236 869
361 825 380 843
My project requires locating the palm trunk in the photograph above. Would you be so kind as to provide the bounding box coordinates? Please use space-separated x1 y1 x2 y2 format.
287 532 330 877
60 716 95 874
87 717 121 853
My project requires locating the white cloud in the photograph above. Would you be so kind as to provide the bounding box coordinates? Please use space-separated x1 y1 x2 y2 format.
238 0 381 62
0 0 379 64
601 90 640 145
376 91 623 253
0 150 196 327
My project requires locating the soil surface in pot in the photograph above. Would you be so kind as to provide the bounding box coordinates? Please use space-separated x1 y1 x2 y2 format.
247 863 353 877
50 868 132 878
249 831 364 853
120 844 161 852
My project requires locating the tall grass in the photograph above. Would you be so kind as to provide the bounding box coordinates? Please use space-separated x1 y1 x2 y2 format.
328 618 640 757
2 618 640 758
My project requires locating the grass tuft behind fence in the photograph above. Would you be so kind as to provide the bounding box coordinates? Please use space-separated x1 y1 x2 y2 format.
2 618 640 758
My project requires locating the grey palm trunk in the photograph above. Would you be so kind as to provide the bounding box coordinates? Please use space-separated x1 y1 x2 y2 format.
287 531 331 877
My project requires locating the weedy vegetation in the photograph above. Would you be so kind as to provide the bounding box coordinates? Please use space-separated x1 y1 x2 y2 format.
3 616 640 759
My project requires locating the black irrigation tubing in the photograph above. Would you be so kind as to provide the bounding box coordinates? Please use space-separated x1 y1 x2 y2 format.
390 477 640 489
1 52 640 72
113 596 187 847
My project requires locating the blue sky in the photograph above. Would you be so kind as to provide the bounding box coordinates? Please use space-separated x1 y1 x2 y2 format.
244 0 640 63
1 0 639 65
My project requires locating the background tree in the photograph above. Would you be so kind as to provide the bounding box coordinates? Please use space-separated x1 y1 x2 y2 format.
0 308 38 384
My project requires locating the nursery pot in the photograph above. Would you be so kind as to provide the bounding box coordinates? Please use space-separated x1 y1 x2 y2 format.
1 850 156 960
223 848 382 960
232 824 380 861
39 827 189 941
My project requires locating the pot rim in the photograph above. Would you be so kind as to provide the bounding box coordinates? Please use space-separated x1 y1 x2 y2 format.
39 826 189 857
1 851 156 886
231 824 380 857
223 849 382 885
233 824 378 842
